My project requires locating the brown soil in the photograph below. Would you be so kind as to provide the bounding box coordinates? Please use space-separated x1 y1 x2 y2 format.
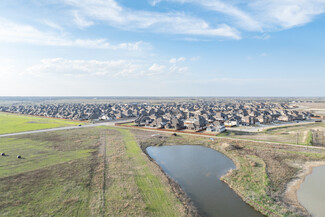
284 161 325 216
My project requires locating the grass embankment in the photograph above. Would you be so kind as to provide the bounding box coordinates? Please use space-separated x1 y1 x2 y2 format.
0 127 185 216
111 128 184 216
133 129 325 217
218 122 325 146
0 112 79 135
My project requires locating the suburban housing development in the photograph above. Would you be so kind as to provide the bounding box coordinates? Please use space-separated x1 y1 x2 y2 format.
0 101 312 133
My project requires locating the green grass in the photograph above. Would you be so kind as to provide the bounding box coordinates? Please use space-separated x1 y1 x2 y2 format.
0 112 80 135
221 154 284 216
305 130 313 145
0 128 101 217
0 134 94 179
0 126 184 217
116 128 183 217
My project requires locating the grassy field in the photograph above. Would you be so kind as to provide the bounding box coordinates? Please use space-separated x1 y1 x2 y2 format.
0 112 79 135
2 114 325 217
0 127 185 217
218 122 325 145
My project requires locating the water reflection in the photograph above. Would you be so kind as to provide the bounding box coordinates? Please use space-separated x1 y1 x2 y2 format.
147 145 263 217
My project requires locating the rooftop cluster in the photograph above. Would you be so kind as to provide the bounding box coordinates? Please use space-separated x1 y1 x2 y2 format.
0 102 312 133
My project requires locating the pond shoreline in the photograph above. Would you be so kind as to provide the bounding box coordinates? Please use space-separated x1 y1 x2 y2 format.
218 150 277 217
142 145 200 217
220 163 275 217
144 144 265 217
284 161 325 216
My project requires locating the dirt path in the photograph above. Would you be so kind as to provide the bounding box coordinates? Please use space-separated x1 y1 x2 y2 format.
87 131 109 217
115 125 325 151
100 132 108 217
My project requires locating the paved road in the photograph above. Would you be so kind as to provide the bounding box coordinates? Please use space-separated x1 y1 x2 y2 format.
1 118 324 151
0 119 135 138
229 120 320 133
113 125 325 151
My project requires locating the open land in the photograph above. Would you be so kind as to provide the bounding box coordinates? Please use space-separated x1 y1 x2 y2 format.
1 99 325 217
296 102 325 116
219 122 325 145
0 112 80 135
0 127 187 217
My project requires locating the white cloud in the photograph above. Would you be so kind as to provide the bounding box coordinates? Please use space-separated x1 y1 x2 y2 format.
22 58 190 78
153 0 325 32
167 0 261 31
254 34 271 40
23 58 142 77
148 63 166 75
169 57 186 63
41 20 63 30
169 65 189 74
0 18 146 50
72 10 94 28
249 0 325 30
62 0 241 39
149 0 162 6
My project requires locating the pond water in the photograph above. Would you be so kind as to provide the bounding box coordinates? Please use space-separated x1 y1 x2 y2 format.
146 145 263 217
297 165 325 217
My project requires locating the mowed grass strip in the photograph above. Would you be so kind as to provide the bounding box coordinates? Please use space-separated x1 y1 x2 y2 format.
105 131 148 216
0 112 79 135
116 128 183 217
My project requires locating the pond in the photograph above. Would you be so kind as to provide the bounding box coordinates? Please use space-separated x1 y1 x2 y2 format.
297 165 325 217
146 145 263 217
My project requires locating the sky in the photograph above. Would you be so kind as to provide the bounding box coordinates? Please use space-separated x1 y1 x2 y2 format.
0 0 325 97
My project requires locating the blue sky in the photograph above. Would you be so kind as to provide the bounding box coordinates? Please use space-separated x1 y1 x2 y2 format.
0 0 325 96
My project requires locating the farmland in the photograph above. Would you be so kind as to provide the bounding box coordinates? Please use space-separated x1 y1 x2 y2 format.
0 127 185 216
0 112 79 135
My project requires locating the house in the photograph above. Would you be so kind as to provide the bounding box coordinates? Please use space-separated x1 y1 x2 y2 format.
278 114 292 122
149 117 168 128
135 115 151 126
213 121 226 133
224 119 239 127
170 118 185 130
241 116 255 126
206 121 226 133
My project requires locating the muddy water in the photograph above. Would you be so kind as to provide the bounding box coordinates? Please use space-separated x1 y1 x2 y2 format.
146 145 263 217
297 165 325 217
